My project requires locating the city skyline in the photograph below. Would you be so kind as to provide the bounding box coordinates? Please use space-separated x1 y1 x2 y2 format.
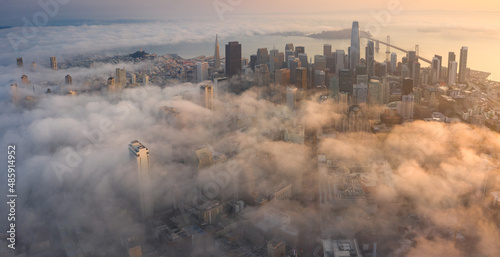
1 1 500 256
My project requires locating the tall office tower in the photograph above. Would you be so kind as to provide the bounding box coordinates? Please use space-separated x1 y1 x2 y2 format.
50 56 57 70
285 50 294 66
130 73 137 84
368 79 383 105
286 86 298 110
288 57 301 84
200 85 214 110
411 62 421 86
256 48 269 65
197 62 209 82
298 53 308 68
335 50 345 75
214 35 221 70
129 140 154 218
314 55 326 71
459 46 468 83
225 41 242 77
448 61 458 85
390 53 397 74
285 43 294 52
353 84 367 104
401 65 410 80
434 55 443 79
295 46 305 57
329 75 339 98
365 41 375 77
382 79 390 104
350 21 361 70
11 83 19 104
21 75 29 85
16 57 23 67
432 57 441 83
379 62 387 77
296 67 308 91
314 70 326 87
326 55 336 72
407 51 416 76
275 68 290 85
402 94 415 120
249 54 257 71
269 48 280 72
402 78 413 95
255 64 270 87
116 68 127 88
324 44 332 56
65 75 72 85
339 69 353 94
447 52 456 83
141 74 149 85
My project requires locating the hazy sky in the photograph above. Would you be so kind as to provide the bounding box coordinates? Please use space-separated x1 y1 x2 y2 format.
1 0 500 25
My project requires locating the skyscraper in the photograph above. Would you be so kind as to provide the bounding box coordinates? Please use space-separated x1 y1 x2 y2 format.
50 56 57 71
116 68 127 89
298 53 308 68
295 46 305 57
350 21 360 70
197 62 209 83
407 51 416 78
402 94 415 120
16 57 23 68
411 62 421 86
225 41 242 77
255 64 270 87
256 48 269 66
390 53 397 74
285 43 294 52
129 140 154 218
296 67 308 91
200 85 214 110
448 61 458 85
65 75 72 85
339 69 353 94
335 50 345 75
288 57 301 84
432 57 441 83
365 41 374 77
447 52 456 84
459 47 468 83
368 79 383 105
403 78 413 95
269 48 280 72
434 55 443 79
214 35 221 70
314 55 326 71
323 44 332 56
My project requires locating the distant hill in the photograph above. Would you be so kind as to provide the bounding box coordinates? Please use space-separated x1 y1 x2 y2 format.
307 29 372 39
0 26 13 30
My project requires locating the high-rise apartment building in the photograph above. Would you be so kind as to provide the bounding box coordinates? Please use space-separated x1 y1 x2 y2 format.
129 140 154 218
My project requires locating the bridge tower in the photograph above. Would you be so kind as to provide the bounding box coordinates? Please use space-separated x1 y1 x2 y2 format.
415 45 420 57
375 40 380 52
385 36 391 61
